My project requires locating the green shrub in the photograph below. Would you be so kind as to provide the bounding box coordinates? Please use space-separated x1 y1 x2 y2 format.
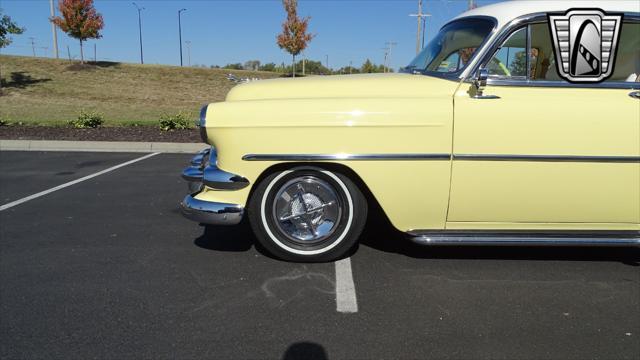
159 112 191 131
68 110 104 128
0 119 8 127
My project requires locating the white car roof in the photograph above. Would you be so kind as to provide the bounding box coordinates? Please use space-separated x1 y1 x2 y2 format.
454 1 639 28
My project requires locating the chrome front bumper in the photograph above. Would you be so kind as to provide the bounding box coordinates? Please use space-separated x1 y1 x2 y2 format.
180 194 244 225
180 147 248 225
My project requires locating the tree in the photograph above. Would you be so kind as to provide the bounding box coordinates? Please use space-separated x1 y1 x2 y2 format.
223 63 244 70
52 0 103 63
1 10 24 93
0 10 24 48
276 0 313 78
259 63 277 72
244 60 261 71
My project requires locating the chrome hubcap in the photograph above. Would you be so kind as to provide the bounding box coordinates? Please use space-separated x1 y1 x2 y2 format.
273 176 342 243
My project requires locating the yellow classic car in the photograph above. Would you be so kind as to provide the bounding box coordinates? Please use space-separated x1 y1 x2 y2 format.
181 0 640 262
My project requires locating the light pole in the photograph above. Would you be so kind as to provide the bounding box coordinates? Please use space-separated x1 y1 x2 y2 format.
178 8 187 66
132 2 144 64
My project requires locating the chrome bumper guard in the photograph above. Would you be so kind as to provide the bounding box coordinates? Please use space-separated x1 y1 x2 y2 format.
181 148 250 191
180 147 248 225
180 194 244 225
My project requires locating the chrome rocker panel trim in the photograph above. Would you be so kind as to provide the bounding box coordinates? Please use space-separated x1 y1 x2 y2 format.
181 194 244 225
182 148 249 191
408 231 640 247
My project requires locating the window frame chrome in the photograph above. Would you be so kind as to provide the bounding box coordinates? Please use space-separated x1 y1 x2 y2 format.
405 15 499 81
465 12 640 90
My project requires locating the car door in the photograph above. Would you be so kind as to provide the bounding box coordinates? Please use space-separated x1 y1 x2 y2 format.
447 18 640 230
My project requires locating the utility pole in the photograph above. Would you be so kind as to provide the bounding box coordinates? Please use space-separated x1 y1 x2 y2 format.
382 47 389 73
325 54 329 72
185 41 191 67
49 0 59 58
178 8 187 66
385 41 397 72
349 60 353 74
29 37 36 57
468 0 476 10
132 2 144 64
409 0 431 53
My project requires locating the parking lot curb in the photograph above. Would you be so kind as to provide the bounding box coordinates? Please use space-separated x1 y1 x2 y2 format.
0 140 206 153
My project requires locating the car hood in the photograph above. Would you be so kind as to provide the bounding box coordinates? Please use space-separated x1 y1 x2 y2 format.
225 73 459 101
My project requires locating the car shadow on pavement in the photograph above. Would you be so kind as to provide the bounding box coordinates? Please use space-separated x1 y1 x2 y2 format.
282 342 328 360
358 204 640 267
194 221 254 252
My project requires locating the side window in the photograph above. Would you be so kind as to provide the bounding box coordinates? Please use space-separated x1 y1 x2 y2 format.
529 21 639 82
487 27 527 79
608 22 640 82
487 20 639 84
529 22 557 81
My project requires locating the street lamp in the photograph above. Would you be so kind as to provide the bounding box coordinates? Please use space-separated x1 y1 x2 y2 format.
178 8 187 66
132 2 144 64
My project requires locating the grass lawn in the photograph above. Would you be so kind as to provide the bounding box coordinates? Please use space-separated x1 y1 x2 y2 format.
0 55 279 126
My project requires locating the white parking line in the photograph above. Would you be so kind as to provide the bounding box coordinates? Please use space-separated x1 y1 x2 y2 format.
335 257 358 313
0 152 160 211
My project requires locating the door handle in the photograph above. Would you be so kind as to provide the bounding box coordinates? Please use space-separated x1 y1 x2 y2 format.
630 91 640 99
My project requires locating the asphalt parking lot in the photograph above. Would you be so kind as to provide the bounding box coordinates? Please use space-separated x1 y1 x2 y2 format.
1 151 639 360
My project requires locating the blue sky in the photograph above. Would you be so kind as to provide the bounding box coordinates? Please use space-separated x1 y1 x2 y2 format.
0 0 502 70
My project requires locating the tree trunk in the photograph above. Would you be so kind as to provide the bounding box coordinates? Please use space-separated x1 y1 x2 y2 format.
79 39 84 63
292 54 296 78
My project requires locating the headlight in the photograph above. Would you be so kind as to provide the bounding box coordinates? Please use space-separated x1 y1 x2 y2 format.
199 104 209 144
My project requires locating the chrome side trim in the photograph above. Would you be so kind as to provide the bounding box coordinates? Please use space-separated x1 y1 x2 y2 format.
409 231 640 247
242 153 452 161
453 154 640 163
242 153 640 163
180 194 244 225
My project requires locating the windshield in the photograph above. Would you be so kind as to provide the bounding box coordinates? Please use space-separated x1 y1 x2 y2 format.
404 17 495 75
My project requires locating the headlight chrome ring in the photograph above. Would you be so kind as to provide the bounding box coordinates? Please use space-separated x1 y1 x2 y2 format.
199 104 209 144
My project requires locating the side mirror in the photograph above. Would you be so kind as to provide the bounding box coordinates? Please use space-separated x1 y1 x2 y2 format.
473 68 489 96
470 68 500 100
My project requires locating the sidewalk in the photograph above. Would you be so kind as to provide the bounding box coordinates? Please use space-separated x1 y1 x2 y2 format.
0 140 205 153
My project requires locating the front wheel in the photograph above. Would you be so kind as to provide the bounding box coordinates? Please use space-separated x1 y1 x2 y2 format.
248 167 367 262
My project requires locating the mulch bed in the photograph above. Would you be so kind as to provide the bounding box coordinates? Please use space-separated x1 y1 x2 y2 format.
0 125 201 143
